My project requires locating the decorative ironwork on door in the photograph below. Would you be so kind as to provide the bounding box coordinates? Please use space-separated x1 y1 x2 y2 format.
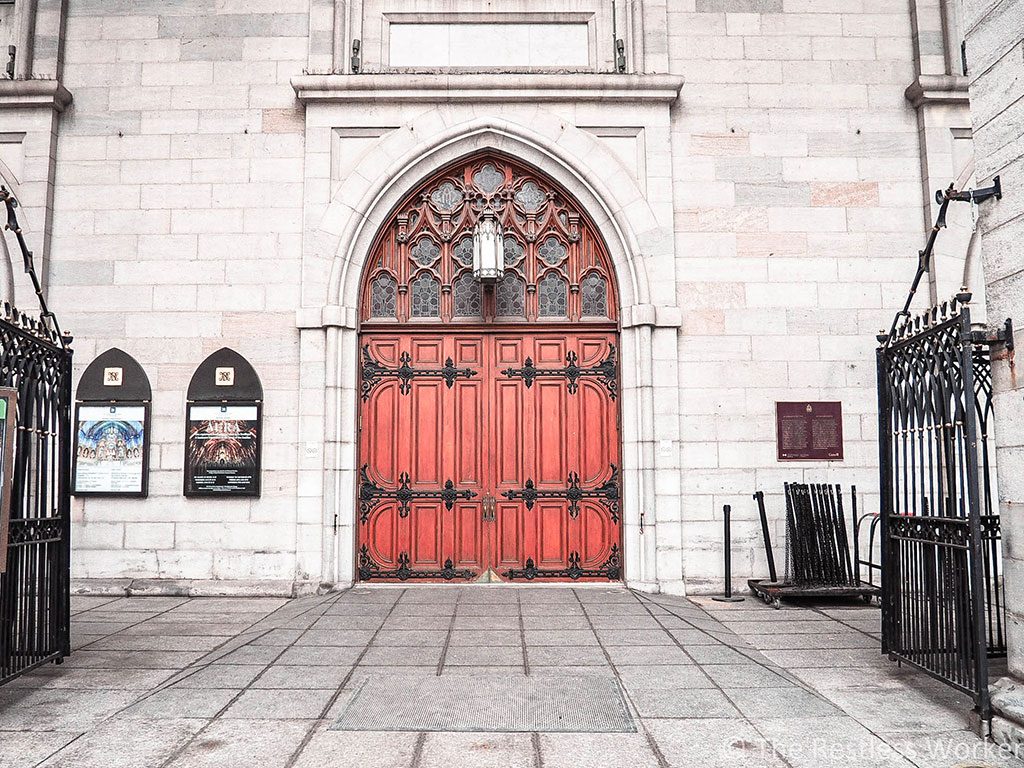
504 546 622 581
877 292 1005 720
501 347 617 399
360 345 477 400
502 465 620 521
358 465 478 521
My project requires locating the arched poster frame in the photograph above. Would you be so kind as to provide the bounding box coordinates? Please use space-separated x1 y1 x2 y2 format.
72 348 152 498
183 348 263 499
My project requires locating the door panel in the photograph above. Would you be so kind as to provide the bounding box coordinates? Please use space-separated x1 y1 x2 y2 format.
358 333 487 581
493 332 621 582
357 330 620 582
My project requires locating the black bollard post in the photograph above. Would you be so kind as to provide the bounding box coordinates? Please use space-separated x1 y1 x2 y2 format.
713 504 744 603
754 491 778 583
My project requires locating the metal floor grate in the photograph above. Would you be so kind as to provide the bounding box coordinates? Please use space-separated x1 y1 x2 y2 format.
330 673 636 733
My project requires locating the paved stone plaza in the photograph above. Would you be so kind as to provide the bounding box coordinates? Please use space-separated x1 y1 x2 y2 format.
0 586 1018 768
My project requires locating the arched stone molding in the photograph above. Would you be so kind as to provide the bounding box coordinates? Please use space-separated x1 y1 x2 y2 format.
298 113 683 595
319 115 673 312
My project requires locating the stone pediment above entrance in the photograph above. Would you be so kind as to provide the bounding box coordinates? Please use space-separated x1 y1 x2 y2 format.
290 73 684 105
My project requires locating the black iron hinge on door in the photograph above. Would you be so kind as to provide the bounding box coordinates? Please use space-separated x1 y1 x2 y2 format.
500 347 617 399
501 465 620 522
360 346 478 401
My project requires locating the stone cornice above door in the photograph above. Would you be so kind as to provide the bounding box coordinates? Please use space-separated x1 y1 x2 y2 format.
291 73 684 105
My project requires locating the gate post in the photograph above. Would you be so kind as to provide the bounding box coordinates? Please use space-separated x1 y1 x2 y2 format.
876 337 893 657
959 305 992 721
57 341 73 658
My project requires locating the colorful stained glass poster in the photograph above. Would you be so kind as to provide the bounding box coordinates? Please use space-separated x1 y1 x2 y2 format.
74 405 146 494
0 388 15 573
185 404 261 496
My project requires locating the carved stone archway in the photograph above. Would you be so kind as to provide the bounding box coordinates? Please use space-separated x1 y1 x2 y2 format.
298 117 682 594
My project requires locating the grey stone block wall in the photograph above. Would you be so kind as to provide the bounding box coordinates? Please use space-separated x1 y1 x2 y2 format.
964 0 1024 725
53 0 310 586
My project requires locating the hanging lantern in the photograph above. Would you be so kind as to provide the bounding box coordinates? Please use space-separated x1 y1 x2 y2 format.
472 214 503 285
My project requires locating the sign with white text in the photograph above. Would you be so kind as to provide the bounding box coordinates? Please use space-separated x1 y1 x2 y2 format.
184 403 262 497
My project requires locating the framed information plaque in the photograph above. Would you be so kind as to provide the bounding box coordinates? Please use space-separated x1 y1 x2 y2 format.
72 349 153 498
776 401 844 461
184 403 262 497
183 348 263 498
73 404 149 496
0 387 16 574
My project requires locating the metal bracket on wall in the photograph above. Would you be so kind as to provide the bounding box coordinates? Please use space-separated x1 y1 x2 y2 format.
971 318 1014 352
880 177 1006 347
935 176 1002 208
351 39 361 73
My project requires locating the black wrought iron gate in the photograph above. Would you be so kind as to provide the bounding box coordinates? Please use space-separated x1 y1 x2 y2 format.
877 293 1005 719
0 305 73 684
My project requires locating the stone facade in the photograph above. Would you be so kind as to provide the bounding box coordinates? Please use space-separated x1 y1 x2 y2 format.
960 0 1024 746
0 0 990 595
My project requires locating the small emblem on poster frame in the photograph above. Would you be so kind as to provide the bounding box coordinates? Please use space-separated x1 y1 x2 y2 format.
215 367 235 386
103 367 123 386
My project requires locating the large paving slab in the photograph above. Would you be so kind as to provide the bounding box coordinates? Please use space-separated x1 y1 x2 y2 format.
0 587 1017 767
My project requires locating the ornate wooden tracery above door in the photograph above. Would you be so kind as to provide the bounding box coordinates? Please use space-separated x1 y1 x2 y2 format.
360 154 618 326
357 153 622 583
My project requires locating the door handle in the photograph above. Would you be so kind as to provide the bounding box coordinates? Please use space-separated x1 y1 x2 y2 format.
481 495 496 522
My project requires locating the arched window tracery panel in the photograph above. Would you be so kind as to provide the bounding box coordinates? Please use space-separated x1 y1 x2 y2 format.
538 272 568 318
496 273 526 318
370 273 397 318
453 272 483 317
359 152 618 324
410 273 440 318
581 272 608 318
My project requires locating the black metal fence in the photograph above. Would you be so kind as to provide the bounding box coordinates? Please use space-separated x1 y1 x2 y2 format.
877 295 1004 719
0 304 73 685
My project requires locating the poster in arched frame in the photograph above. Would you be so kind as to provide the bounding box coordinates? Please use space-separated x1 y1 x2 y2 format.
183 348 263 498
72 349 152 498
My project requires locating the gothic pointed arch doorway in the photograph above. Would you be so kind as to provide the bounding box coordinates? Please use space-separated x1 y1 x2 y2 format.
356 152 622 582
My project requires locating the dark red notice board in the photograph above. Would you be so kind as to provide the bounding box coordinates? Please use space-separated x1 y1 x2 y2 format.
776 401 844 461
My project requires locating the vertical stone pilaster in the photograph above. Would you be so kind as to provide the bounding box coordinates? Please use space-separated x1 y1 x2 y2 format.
963 0 1024 745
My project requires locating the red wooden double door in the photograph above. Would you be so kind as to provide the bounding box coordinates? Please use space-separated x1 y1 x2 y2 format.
357 331 621 582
